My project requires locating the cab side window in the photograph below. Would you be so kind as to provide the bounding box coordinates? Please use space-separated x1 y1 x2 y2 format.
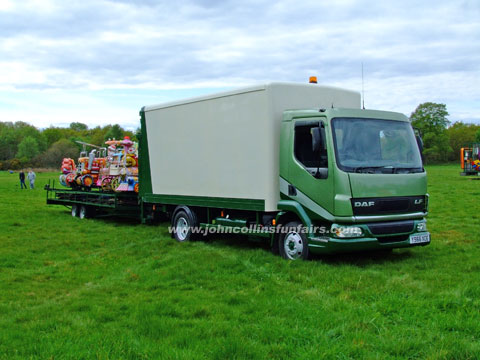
294 123 327 168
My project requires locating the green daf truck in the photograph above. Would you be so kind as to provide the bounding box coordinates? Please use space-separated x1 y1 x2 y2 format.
47 82 430 260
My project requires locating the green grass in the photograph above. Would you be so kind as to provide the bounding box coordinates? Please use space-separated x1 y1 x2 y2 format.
0 165 479 359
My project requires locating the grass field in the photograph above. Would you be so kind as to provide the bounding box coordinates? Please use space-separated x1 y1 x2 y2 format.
0 165 479 359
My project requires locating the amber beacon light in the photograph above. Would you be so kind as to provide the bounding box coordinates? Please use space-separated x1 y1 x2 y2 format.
309 76 318 84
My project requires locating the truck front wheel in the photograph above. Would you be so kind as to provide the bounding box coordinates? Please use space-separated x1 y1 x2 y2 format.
279 221 309 260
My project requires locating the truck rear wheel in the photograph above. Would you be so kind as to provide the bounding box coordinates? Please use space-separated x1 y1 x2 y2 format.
279 221 309 260
172 208 197 242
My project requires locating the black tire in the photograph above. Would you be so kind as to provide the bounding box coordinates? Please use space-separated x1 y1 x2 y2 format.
278 221 309 260
172 209 196 242
79 205 88 219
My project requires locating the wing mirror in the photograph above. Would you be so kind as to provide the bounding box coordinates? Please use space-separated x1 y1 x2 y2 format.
311 126 328 179
413 128 424 163
311 127 322 153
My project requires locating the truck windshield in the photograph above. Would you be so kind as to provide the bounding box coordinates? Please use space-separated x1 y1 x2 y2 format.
332 118 423 174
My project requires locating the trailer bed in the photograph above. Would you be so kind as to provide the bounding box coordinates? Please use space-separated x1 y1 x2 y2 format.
45 181 140 219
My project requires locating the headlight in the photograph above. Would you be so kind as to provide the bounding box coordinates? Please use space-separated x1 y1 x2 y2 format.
331 224 363 238
416 221 427 232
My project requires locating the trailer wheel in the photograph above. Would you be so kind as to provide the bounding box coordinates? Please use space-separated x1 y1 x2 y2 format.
278 221 309 260
79 205 88 219
71 204 78 217
172 209 196 242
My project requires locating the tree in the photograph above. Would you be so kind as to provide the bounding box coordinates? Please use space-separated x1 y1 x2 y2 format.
410 102 452 163
43 127 65 147
88 126 109 146
40 139 79 168
422 132 452 163
476 129 480 143
69 122 88 132
410 102 450 135
13 121 48 153
0 124 18 160
104 124 124 141
16 136 40 161
446 122 480 161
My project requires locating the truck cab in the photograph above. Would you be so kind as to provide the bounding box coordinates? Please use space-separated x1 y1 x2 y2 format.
278 107 430 255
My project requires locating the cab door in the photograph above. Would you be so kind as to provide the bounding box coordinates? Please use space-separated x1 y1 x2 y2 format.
286 117 334 218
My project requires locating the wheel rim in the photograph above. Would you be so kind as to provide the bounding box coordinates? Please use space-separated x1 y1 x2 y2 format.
284 231 304 260
101 178 111 191
176 217 189 241
79 206 86 219
71 205 77 217
82 176 93 187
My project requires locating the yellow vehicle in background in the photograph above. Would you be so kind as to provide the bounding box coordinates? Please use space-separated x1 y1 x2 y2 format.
460 143 480 176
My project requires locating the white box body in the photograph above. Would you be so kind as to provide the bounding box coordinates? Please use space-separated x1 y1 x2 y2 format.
144 82 360 211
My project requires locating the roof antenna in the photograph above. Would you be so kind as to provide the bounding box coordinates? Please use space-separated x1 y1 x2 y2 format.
361 62 365 109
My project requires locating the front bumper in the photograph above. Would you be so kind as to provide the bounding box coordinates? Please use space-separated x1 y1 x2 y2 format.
307 225 431 254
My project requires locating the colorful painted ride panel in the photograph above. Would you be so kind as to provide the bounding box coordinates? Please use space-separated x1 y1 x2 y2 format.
60 137 139 192
460 143 480 175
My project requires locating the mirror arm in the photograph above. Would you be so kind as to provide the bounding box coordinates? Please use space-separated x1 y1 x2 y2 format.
315 124 326 178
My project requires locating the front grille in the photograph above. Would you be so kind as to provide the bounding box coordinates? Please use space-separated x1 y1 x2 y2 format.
378 199 410 212
368 220 414 235
352 196 426 216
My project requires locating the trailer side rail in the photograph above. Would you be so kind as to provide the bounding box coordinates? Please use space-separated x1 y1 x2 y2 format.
45 180 140 217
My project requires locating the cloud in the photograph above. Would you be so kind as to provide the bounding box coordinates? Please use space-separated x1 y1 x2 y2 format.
0 0 479 127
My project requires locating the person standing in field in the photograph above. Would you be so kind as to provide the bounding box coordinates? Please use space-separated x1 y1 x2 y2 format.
19 170 27 189
27 169 36 189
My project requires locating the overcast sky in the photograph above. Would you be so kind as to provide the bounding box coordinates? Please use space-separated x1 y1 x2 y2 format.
1 0 479 130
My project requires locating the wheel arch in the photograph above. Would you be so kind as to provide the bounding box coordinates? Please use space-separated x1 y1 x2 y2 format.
272 200 313 249
172 205 198 225
276 200 312 228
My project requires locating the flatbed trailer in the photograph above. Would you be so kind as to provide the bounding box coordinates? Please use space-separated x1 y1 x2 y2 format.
45 181 140 219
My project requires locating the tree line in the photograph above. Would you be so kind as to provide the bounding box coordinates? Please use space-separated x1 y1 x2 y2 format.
0 121 136 170
410 103 480 163
1 102 479 170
